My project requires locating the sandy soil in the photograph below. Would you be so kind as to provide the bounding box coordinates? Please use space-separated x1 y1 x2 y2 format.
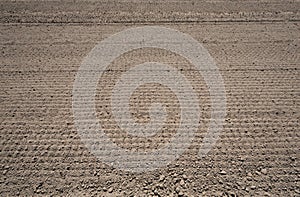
0 0 299 196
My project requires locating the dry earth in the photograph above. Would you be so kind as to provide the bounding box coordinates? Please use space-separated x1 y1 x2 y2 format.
0 0 299 196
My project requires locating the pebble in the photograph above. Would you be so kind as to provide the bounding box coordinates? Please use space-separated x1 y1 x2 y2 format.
262 192 271 196
220 170 227 175
227 191 236 196
143 186 149 190
108 187 113 193
261 169 267 175
174 178 180 183
239 157 246 162
159 175 165 181
215 191 223 196
250 185 256 190
156 183 163 189
290 156 296 161
179 179 185 186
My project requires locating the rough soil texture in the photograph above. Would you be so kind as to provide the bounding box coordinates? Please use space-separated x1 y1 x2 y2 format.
0 0 299 196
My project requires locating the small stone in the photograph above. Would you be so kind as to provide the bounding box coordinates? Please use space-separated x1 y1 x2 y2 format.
108 187 113 193
37 182 43 188
262 192 271 196
182 174 188 180
174 178 180 183
159 175 165 181
178 191 184 196
157 183 163 189
250 185 256 190
179 179 185 186
290 156 296 161
247 172 252 177
239 157 245 161
225 185 231 190
3 170 7 175
227 191 236 196
261 169 267 175
220 170 227 175
215 191 223 196
155 183 162 189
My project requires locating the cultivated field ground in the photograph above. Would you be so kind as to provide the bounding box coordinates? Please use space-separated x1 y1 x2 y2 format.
0 0 299 196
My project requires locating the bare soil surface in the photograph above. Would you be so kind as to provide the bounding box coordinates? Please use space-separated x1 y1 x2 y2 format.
0 0 299 196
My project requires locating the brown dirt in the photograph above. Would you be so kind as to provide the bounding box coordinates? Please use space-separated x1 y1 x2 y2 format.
0 0 299 196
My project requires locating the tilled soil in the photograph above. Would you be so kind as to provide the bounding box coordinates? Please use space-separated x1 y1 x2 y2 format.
0 0 299 196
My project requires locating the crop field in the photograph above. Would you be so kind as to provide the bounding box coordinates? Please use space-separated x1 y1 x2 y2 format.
0 0 299 196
